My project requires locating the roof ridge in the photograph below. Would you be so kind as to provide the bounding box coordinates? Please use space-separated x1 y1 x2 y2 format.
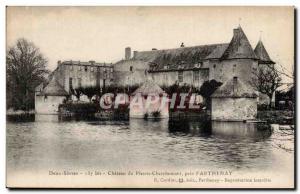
254 40 275 64
136 43 229 53
221 27 257 60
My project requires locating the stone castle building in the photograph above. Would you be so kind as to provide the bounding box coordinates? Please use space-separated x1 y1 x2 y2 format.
114 26 274 89
35 26 275 116
35 60 113 114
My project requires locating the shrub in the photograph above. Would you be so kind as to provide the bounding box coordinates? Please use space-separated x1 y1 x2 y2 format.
152 110 161 118
59 103 99 114
143 113 149 120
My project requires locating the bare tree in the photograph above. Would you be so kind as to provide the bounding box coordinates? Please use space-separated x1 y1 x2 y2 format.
6 38 49 111
251 64 282 108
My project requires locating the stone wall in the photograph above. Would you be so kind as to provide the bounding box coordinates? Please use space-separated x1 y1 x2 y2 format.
211 97 257 121
209 59 258 85
35 95 66 114
55 63 113 92
151 69 209 87
113 60 148 86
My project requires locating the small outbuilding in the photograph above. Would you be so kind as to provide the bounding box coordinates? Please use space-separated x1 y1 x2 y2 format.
129 80 169 119
211 76 258 121
35 78 69 114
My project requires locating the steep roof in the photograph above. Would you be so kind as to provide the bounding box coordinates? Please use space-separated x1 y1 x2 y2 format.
132 79 165 96
133 43 229 71
39 78 68 96
212 77 258 98
254 40 275 64
221 26 257 60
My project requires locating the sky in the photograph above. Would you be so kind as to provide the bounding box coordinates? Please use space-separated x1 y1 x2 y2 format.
6 6 294 82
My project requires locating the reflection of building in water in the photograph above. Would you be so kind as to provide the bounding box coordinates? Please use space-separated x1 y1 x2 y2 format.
211 121 272 138
168 120 212 136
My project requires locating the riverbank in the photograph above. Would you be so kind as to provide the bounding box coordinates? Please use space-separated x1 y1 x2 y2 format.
6 109 35 115
6 108 295 125
257 110 294 125
6 109 35 122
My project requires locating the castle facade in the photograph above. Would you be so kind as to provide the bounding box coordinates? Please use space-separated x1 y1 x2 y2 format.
35 26 275 115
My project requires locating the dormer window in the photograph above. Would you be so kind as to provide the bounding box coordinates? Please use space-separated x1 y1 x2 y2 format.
164 65 169 70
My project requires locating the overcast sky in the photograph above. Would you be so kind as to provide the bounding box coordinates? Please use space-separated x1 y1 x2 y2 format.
7 6 294 82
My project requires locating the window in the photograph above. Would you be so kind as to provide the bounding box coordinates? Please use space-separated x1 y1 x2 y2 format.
91 67 94 72
163 73 168 80
79 66 82 71
78 78 82 88
193 70 199 82
130 66 133 72
213 64 216 68
178 71 183 82
104 69 108 79
200 69 209 81
70 65 73 70
85 66 88 72
69 78 73 90
233 64 237 73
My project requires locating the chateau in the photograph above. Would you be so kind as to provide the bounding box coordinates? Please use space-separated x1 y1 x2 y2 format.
35 26 275 116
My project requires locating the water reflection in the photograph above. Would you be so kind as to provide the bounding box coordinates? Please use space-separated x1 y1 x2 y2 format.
6 114 292 177
211 121 272 140
168 120 211 137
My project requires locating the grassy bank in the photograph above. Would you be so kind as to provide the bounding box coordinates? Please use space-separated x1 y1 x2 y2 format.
257 110 294 125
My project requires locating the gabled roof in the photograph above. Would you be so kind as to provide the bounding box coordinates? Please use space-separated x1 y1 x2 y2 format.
212 77 258 98
221 26 257 60
132 79 165 96
133 43 229 71
254 40 275 64
39 78 68 96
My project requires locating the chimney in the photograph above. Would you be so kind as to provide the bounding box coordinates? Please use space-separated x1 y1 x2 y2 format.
233 76 238 95
133 51 138 59
89 60 95 65
180 42 185 47
125 47 131 60
152 48 157 50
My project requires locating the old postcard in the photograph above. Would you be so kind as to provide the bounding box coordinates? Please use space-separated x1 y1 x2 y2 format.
6 6 295 189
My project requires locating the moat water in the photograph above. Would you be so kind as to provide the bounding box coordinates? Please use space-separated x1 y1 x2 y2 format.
6 115 294 186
